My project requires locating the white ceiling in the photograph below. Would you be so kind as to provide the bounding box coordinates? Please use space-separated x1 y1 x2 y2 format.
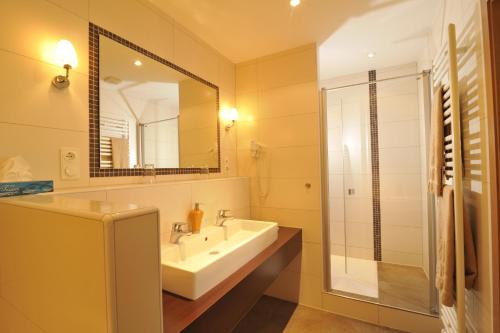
148 0 422 63
148 0 439 79
319 0 440 79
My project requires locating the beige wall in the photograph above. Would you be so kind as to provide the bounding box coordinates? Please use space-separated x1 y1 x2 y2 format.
419 0 494 331
60 177 250 245
235 44 323 308
0 0 236 190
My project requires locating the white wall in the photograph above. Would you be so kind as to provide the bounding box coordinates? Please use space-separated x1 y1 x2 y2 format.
377 64 424 267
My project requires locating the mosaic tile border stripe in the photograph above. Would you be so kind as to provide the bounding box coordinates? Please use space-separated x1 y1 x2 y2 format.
89 22 221 178
368 70 382 262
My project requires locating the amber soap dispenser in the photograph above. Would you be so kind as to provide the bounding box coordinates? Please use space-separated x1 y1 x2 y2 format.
189 202 204 234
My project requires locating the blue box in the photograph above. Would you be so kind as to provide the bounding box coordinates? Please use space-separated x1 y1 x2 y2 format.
0 181 54 198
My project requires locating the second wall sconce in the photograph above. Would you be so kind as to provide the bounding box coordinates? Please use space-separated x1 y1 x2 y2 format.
52 40 78 89
221 107 239 131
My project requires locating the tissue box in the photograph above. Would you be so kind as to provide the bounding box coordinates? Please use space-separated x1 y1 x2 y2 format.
0 181 54 198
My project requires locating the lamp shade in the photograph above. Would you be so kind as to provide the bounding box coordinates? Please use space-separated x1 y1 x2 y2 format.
221 107 238 122
228 108 238 121
53 40 78 68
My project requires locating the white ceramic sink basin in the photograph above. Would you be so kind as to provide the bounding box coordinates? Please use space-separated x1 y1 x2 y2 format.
161 219 278 300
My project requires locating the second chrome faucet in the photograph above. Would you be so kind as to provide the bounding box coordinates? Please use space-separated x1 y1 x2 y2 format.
216 209 234 226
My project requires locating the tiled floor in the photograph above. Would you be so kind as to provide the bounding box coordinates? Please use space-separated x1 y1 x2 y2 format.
332 260 434 314
233 296 404 333
377 262 432 314
284 305 403 333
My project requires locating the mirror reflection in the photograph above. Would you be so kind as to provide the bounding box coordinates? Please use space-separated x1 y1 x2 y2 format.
99 35 219 169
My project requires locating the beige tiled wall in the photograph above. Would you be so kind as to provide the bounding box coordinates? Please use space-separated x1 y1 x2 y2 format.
59 177 250 244
0 0 236 189
235 44 323 308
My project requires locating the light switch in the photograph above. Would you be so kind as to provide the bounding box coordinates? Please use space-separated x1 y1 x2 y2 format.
60 147 80 180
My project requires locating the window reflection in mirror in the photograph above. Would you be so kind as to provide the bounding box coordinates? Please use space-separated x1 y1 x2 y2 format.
98 35 218 170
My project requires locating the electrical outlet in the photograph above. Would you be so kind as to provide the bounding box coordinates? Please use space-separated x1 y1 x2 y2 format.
60 147 81 180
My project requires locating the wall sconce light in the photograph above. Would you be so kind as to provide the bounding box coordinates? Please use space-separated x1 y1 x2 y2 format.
52 40 78 89
221 107 239 131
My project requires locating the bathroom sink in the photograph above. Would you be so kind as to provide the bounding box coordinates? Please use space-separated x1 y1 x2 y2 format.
161 219 278 300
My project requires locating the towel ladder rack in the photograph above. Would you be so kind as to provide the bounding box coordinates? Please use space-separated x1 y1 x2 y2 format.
432 23 466 333
99 115 129 169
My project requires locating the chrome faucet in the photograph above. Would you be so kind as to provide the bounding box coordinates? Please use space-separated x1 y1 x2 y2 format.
170 222 192 244
216 209 234 226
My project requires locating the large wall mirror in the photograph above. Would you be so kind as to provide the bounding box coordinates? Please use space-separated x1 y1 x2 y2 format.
89 23 220 177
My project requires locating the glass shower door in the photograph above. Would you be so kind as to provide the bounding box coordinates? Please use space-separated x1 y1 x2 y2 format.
325 84 378 300
323 73 438 316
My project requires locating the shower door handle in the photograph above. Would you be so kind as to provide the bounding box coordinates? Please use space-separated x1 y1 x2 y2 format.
347 188 355 195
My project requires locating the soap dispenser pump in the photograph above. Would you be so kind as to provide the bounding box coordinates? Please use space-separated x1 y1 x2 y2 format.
189 202 204 234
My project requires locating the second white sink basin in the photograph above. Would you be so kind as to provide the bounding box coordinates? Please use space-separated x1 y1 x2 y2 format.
161 219 278 300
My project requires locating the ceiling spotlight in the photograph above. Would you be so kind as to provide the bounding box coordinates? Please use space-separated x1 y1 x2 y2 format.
134 60 143 66
367 52 376 58
290 0 300 7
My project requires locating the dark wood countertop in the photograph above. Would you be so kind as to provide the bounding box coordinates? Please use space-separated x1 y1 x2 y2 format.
162 227 302 333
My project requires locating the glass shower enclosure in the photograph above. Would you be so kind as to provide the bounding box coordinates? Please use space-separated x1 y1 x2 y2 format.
321 71 438 315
